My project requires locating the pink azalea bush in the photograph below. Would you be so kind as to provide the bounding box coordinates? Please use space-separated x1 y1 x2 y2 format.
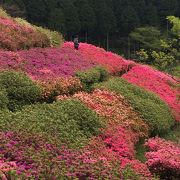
70 89 149 138
57 90 152 178
0 160 17 179
145 137 180 179
0 9 53 50
0 131 148 179
0 17 33 33
63 42 135 74
122 65 180 121
0 47 97 81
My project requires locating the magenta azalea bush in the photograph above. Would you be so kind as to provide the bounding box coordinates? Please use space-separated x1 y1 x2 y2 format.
0 47 97 81
0 131 149 179
122 65 180 121
145 137 180 179
63 42 135 75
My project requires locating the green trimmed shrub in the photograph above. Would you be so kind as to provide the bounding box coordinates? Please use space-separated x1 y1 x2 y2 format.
0 71 42 111
94 78 174 135
35 26 64 47
0 88 8 110
2 100 103 148
75 66 109 91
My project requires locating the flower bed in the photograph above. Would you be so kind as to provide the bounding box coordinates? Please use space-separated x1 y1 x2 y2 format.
71 89 149 138
63 42 135 74
57 90 151 178
122 65 180 121
0 131 148 179
0 47 97 81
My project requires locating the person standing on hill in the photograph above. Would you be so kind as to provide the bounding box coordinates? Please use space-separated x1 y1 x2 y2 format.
74 35 79 50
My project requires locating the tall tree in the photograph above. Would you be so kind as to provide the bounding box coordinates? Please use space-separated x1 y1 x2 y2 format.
145 3 160 27
120 5 139 34
74 0 96 42
60 0 81 39
48 8 66 33
156 0 178 26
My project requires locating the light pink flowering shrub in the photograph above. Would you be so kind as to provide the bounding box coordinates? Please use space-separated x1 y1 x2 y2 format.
145 137 180 179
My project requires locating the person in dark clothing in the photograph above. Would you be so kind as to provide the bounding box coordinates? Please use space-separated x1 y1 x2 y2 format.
74 35 79 50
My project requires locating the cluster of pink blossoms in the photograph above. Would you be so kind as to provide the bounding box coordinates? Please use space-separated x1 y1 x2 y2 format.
145 137 180 179
122 65 180 121
63 42 135 74
58 89 151 177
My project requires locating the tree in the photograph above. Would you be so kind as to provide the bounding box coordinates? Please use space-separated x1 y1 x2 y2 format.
89 0 116 49
167 16 180 37
145 3 159 27
120 5 139 34
156 0 178 26
130 27 162 50
48 8 66 34
60 0 81 39
24 0 47 24
74 0 96 42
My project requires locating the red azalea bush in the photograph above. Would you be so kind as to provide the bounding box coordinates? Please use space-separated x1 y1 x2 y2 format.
63 42 135 75
122 65 180 121
57 90 152 178
145 137 180 179
71 89 149 138
85 126 152 178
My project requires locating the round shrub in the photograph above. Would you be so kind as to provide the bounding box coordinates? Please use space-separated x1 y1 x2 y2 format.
0 88 8 109
5 100 103 148
94 78 174 135
75 66 109 91
0 70 42 111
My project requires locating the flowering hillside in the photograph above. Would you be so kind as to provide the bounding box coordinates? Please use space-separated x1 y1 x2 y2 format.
0 48 97 81
0 36 179 179
63 42 135 74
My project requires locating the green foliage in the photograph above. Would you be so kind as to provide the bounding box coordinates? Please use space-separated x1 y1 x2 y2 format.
0 100 103 148
75 66 109 91
0 88 8 110
167 16 180 37
130 27 161 50
94 78 174 135
136 49 149 63
0 70 42 111
48 8 66 33
151 50 175 71
35 26 64 47
0 7 10 18
171 65 180 77
122 165 141 180
15 17 34 29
